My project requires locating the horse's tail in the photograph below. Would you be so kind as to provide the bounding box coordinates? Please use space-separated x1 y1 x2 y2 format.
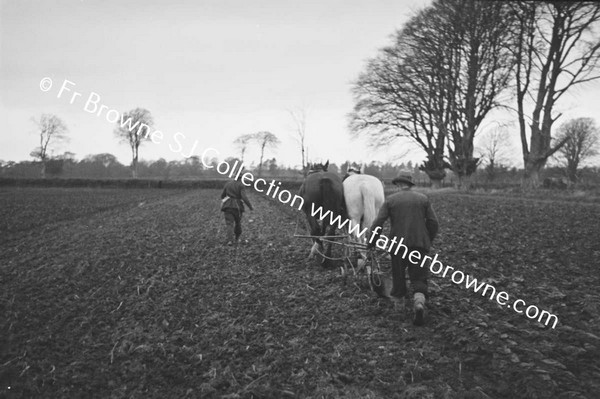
362 187 377 230
362 181 384 230
320 178 343 219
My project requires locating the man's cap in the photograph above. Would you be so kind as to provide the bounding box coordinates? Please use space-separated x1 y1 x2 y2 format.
392 174 415 186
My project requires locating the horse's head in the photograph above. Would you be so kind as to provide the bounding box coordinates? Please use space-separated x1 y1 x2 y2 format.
308 160 329 174
343 164 362 181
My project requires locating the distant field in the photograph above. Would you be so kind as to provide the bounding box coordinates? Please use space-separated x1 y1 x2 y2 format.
0 187 185 239
1 187 599 398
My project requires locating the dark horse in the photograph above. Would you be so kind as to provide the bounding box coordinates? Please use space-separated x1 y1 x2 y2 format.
298 161 346 264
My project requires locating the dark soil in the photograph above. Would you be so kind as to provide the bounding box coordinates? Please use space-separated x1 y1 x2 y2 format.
1 187 599 398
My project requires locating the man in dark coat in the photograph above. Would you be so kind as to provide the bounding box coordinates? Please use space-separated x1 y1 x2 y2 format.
368 175 439 326
220 174 253 245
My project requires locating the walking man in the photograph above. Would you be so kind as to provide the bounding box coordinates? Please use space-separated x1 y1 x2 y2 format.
368 175 438 326
220 173 253 245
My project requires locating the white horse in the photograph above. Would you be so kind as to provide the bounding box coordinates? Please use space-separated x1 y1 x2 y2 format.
342 166 385 271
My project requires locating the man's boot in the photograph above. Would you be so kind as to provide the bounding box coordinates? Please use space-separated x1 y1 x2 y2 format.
225 223 235 246
413 292 426 326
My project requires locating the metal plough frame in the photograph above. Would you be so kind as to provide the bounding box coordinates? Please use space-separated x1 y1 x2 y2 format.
292 232 392 294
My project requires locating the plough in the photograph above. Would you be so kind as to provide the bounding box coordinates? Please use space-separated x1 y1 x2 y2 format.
293 233 393 297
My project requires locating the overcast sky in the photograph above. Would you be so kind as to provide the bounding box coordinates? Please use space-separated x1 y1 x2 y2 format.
1 0 599 169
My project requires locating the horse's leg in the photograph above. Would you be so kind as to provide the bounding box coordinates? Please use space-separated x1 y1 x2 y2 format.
355 181 380 271
342 221 356 276
345 215 361 275
346 205 367 274
322 222 336 266
356 220 369 274
304 212 323 259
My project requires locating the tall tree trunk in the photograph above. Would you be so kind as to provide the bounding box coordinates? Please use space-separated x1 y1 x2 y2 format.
132 146 139 179
449 154 479 190
457 174 473 191
258 143 265 178
301 145 306 177
523 158 543 189
486 159 496 182
420 152 447 189
567 159 578 183
428 176 443 189
423 168 446 189
523 117 557 188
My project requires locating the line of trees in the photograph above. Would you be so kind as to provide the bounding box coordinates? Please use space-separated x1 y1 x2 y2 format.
350 0 600 189
2 153 290 180
27 104 288 180
27 108 286 180
21 108 599 186
232 131 281 177
28 107 156 179
0 155 434 182
6 149 600 187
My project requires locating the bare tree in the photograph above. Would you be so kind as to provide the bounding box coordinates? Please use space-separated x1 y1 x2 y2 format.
253 131 280 177
233 133 254 164
510 2 600 188
30 114 69 178
114 108 154 178
441 0 514 188
289 107 309 176
554 117 599 182
350 0 513 189
350 6 449 188
477 124 513 181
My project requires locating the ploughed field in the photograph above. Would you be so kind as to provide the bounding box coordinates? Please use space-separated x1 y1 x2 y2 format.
1 186 599 398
